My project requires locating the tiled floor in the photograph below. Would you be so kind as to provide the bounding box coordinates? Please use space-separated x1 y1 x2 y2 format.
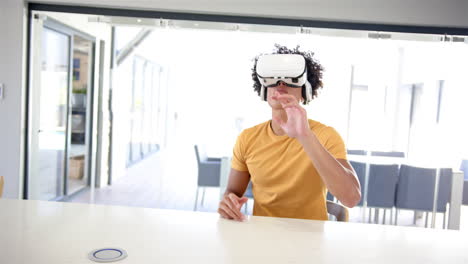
66 144 468 231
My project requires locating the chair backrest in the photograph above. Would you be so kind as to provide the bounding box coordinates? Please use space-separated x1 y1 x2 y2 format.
347 149 367 155
460 160 468 180
326 200 349 222
195 145 221 187
0 176 4 198
396 165 435 211
350 161 366 206
194 145 207 164
436 168 452 212
395 165 449 212
370 151 405 158
367 164 400 208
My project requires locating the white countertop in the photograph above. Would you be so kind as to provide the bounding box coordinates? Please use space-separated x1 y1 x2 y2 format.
0 199 467 263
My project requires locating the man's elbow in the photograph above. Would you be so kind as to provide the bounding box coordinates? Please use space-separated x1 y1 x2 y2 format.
340 189 361 208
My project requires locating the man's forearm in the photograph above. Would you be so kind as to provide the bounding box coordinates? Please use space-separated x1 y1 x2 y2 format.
297 131 361 207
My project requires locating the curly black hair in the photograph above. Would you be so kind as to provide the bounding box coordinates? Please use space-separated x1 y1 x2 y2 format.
251 44 324 105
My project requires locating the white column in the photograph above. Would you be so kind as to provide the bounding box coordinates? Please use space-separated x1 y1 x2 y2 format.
448 171 464 230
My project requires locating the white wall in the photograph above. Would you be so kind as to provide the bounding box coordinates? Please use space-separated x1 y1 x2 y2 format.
1 0 468 198
29 0 468 28
0 0 27 199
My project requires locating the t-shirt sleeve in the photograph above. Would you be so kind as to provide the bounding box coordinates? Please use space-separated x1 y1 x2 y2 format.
323 127 347 160
231 131 249 172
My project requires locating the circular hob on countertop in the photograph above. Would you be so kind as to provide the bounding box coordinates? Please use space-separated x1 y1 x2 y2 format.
88 248 128 263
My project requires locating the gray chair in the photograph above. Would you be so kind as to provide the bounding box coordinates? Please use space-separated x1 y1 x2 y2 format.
194 145 221 211
436 168 453 215
460 159 468 180
347 149 367 155
370 151 405 158
366 164 399 224
458 160 468 205
395 165 452 228
350 161 366 206
326 200 349 222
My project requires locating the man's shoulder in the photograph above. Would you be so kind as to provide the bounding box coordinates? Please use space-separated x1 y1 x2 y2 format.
308 119 327 131
244 120 269 132
308 119 340 137
239 120 270 138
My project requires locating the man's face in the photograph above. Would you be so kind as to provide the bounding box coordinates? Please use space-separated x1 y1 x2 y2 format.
266 82 303 109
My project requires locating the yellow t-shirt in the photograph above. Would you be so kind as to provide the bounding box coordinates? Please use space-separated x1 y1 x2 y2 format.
231 119 347 220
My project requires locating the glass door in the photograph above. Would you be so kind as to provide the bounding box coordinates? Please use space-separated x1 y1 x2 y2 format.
29 25 70 200
28 16 95 200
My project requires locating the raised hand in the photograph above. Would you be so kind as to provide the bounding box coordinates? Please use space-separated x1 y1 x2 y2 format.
218 193 249 221
271 91 310 139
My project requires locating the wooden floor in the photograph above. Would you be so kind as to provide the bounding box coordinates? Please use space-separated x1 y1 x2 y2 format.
66 144 468 230
66 144 225 213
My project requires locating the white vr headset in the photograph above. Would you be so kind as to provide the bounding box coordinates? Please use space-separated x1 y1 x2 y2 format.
256 54 313 102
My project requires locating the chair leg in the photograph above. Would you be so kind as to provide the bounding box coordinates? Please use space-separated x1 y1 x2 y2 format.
244 200 248 214
424 212 429 228
442 212 446 229
390 208 394 225
368 208 372 223
201 188 206 207
374 209 379 224
194 187 199 211
413 211 417 225
383 209 387 225
431 212 436 229
395 209 399 225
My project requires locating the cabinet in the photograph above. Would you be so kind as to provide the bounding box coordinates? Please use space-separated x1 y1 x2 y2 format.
71 93 87 144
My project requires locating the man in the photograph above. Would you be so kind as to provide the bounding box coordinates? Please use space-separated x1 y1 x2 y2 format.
218 45 361 221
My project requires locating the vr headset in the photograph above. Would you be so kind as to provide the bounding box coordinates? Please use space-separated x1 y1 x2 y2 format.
256 54 313 102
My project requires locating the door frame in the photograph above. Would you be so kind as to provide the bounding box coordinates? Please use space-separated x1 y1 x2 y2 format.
26 14 96 200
